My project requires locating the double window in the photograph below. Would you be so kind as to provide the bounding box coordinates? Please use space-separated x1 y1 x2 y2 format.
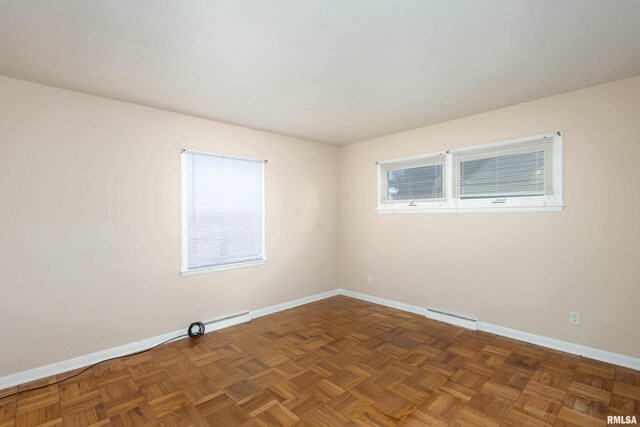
378 132 563 213
181 150 265 275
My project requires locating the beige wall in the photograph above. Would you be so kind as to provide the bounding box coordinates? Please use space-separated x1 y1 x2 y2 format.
1 74 639 378
0 75 339 376
338 76 640 359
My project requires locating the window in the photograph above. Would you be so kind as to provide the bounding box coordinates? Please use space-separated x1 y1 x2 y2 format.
379 154 445 205
181 150 265 275
378 132 563 213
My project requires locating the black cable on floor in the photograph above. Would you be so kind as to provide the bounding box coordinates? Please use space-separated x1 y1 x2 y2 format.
1 333 189 399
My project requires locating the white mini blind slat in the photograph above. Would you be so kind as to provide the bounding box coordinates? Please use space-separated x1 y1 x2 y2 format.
184 152 264 270
452 137 554 199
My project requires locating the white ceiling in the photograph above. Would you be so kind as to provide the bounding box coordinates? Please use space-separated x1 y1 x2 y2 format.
1 1 639 145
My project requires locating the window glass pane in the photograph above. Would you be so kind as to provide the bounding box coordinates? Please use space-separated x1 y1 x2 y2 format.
459 151 544 198
387 164 442 200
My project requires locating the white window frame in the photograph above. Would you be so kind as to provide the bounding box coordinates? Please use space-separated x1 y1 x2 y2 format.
377 132 564 214
181 149 267 276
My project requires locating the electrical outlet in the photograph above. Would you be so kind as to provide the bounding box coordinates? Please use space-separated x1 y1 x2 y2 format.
569 311 581 326
367 275 373 285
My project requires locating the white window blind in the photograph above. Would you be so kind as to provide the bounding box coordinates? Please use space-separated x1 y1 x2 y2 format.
379 154 445 203
453 136 554 199
182 150 264 274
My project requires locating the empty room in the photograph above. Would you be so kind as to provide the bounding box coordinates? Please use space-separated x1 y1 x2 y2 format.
1 1 640 426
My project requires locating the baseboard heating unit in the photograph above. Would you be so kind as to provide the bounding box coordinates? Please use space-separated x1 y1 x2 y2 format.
426 307 479 330
202 311 252 332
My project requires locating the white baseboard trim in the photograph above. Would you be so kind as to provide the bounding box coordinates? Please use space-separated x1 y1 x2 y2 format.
3 288 639 391
0 290 338 391
340 289 640 371
339 289 425 315
251 289 341 319
478 322 640 371
0 328 186 392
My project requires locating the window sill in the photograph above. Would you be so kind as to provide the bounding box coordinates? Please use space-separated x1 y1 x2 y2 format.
378 205 564 214
181 259 267 276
